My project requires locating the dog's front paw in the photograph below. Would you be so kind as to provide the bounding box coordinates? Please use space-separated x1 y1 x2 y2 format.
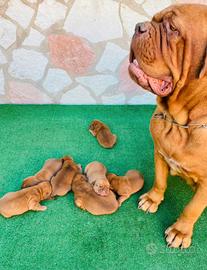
165 221 193 249
138 189 164 213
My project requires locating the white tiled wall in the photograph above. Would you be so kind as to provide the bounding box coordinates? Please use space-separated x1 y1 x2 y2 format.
0 0 206 104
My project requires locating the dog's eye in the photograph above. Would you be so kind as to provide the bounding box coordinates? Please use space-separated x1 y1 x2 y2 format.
170 24 177 32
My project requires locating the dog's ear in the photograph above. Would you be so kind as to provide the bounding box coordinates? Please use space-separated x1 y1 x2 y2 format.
153 6 177 22
199 48 207 79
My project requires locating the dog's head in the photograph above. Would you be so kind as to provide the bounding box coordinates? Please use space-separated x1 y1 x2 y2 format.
129 4 207 97
89 120 104 136
63 157 82 174
93 179 110 197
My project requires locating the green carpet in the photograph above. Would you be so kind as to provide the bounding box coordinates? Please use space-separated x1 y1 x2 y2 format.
0 105 207 270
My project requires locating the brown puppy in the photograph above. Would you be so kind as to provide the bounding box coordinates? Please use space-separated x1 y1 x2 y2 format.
51 156 81 197
107 170 144 206
89 120 117 148
72 174 119 215
129 4 207 248
0 182 52 218
22 158 63 188
85 161 110 196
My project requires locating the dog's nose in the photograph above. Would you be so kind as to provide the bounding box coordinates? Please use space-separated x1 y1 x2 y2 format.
135 22 148 35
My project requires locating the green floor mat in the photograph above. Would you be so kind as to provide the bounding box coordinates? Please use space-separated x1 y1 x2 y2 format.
0 105 206 270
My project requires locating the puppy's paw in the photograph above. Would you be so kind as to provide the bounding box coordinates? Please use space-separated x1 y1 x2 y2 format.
165 222 193 249
89 129 96 136
38 205 47 211
75 198 85 210
41 206 47 211
118 194 130 207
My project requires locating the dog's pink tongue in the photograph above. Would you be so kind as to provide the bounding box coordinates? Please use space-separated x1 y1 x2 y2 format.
129 60 173 97
148 77 171 96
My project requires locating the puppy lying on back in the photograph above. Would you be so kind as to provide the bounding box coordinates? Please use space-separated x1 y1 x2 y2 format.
107 170 144 206
89 120 117 148
0 182 52 218
22 158 63 188
85 161 110 196
72 174 119 215
51 156 81 197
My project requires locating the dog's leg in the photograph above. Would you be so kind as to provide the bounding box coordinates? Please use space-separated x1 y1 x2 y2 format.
138 150 169 213
75 198 86 210
165 184 207 249
118 194 130 207
28 200 47 211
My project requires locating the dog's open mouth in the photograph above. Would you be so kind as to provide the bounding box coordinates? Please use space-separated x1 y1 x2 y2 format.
129 55 173 97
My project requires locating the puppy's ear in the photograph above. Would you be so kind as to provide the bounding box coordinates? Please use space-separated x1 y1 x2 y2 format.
199 48 207 79
110 185 114 191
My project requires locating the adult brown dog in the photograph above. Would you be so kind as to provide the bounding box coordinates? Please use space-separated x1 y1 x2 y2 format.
129 4 207 249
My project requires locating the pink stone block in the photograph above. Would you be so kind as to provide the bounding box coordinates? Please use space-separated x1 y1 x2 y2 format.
48 34 95 75
8 81 52 104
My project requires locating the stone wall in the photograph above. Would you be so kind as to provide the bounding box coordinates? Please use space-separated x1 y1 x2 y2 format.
0 0 206 104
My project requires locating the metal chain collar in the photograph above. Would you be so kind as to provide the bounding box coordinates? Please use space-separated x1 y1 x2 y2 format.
153 112 207 129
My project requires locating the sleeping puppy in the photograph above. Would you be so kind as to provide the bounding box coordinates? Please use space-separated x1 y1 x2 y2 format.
0 182 52 218
85 161 110 196
72 174 119 215
89 120 117 148
51 156 81 197
21 158 63 188
107 170 144 206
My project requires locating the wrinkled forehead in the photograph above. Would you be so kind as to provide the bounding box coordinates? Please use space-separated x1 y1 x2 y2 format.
153 4 207 24
152 4 195 22
152 5 196 35
153 9 177 23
